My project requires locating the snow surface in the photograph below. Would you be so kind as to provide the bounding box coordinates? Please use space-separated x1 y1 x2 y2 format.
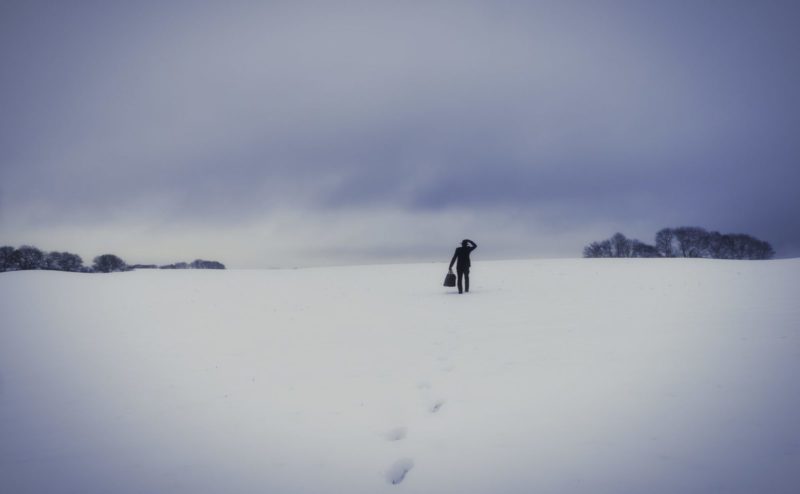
1 259 799 493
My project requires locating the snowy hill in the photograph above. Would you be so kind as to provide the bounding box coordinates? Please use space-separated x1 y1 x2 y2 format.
1 259 799 493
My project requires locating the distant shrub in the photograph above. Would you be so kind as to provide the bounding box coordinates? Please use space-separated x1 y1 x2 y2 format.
130 264 158 270
93 254 127 273
190 259 225 269
11 245 46 270
45 251 84 272
1 245 225 274
160 259 225 269
0 246 17 271
159 262 188 269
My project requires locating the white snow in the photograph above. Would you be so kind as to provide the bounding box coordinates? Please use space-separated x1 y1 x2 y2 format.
1 259 799 493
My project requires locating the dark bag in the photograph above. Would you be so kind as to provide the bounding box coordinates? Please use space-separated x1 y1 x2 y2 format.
443 270 456 287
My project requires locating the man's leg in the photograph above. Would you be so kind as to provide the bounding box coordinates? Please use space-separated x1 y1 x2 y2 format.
457 269 464 294
464 268 470 293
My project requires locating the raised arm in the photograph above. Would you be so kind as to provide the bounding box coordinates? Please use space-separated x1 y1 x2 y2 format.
466 239 477 251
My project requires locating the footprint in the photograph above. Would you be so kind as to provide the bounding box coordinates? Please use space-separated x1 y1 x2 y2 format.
385 426 407 442
385 458 414 485
429 400 445 413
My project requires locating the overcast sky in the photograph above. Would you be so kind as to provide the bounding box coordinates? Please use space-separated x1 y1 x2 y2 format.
1 1 798 267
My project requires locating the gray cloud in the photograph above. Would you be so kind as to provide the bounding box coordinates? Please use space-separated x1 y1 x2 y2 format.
1 1 799 265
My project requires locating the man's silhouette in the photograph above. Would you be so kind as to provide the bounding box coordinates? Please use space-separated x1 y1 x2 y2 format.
449 239 477 294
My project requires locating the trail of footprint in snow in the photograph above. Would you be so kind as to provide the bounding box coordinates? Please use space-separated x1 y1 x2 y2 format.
385 458 414 485
385 426 407 441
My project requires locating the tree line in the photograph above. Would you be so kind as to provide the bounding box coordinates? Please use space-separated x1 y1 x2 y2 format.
583 227 774 260
0 245 225 273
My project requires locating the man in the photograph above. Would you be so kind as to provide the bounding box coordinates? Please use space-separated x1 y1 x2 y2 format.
448 239 478 294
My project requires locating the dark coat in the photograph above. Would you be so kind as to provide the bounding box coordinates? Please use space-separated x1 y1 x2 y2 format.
449 241 477 271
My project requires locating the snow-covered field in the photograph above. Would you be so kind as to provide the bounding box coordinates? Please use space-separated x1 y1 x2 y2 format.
1 259 799 493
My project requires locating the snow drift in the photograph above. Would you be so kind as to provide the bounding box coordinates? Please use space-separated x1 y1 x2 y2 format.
1 259 799 493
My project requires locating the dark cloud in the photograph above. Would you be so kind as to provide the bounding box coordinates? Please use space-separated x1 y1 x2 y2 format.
1 1 799 265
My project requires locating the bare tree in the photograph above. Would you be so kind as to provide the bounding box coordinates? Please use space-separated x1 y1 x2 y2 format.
672 227 709 257
655 228 675 257
583 240 614 258
610 233 631 258
630 240 659 258
585 235 657 258
726 234 775 260
754 239 775 260
583 242 605 258
598 240 613 257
